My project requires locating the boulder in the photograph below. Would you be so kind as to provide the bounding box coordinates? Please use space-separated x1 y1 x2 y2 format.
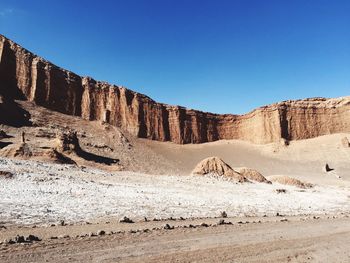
192 157 247 183
236 167 271 184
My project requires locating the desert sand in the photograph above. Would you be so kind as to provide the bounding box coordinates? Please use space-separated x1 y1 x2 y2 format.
0 102 350 262
1 34 350 262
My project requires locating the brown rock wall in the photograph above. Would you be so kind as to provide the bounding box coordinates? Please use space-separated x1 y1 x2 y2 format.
1 34 349 144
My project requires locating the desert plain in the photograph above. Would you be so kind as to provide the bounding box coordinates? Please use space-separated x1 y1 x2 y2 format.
0 34 350 262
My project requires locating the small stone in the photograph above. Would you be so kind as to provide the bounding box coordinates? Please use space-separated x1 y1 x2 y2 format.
201 223 209 227
220 211 227 218
275 189 287 194
26 235 41 242
97 230 106 236
163 224 173 230
15 235 26 243
6 239 15 244
120 216 134 223
218 219 225 225
324 164 334 172
0 170 13 179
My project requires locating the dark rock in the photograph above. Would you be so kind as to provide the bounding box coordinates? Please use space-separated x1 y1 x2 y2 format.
218 219 225 225
220 211 227 218
120 216 134 223
14 235 25 243
26 235 41 242
276 212 283 217
163 224 174 230
324 164 334 172
275 189 287 194
0 171 13 179
97 230 106 236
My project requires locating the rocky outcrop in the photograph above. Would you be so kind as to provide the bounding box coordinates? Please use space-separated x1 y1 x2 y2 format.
192 157 247 182
1 34 350 144
235 167 271 184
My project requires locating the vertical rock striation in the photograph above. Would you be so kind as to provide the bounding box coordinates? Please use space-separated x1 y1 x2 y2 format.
1 34 349 144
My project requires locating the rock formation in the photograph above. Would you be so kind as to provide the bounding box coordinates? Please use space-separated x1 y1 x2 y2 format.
1 143 33 158
235 167 271 184
55 131 81 154
192 157 247 182
267 175 313 189
1 34 350 144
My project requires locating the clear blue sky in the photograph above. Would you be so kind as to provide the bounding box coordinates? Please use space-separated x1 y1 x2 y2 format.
0 0 349 114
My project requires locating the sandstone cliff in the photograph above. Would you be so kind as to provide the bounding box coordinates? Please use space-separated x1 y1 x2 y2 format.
1 34 349 144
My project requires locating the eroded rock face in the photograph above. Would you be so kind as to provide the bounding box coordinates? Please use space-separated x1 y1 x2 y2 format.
1 34 350 144
192 157 235 176
55 131 81 153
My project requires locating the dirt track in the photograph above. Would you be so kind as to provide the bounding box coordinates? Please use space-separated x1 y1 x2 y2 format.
1 216 349 263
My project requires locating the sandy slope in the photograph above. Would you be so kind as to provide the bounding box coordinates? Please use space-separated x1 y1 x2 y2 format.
1 101 349 184
146 133 350 185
